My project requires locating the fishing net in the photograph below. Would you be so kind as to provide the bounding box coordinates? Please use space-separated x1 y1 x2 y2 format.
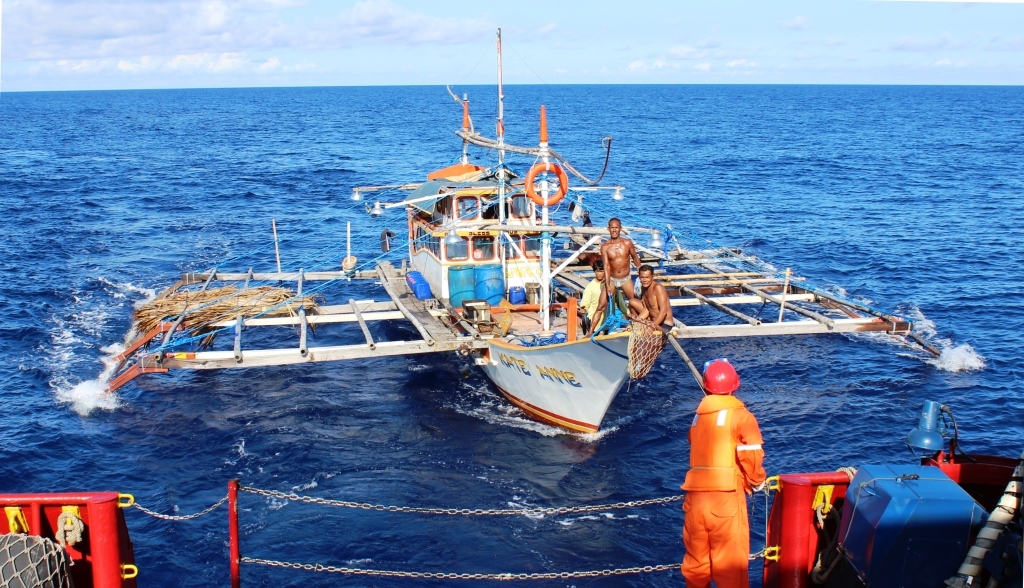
627 318 666 379
0 534 74 588
133 286 322 348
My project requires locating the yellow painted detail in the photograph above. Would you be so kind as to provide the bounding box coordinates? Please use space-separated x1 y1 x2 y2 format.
61 505 82 518
5 507 29 534
763 545 780 562
812 485 835 515
173 353 188 359
766 475 781 492
121 564 139 579
118 493 135 508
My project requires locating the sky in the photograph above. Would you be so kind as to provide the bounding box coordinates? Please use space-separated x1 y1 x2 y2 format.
2 0 1024 91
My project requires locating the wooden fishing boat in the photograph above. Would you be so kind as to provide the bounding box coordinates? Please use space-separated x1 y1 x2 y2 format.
105 30 939 433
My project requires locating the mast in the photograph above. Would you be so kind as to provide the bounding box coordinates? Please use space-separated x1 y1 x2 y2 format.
538 106 552 332
497 29 509 288
497 28 506 225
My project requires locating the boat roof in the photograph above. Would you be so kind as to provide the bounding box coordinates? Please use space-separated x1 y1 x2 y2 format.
404 179 500 214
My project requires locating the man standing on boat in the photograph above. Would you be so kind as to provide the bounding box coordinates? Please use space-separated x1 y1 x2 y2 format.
588 219 645 333
601 218 642 304
681 359 766 588
638 265 673 333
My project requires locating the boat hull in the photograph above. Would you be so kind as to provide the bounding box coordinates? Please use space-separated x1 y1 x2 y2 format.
480 334 631 433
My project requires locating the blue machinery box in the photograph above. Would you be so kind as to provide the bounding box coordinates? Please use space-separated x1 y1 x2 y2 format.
838 464 987 587
405 271 433 300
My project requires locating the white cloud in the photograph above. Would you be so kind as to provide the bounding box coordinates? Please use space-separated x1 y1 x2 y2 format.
257 57 282 72
3 0 494 62
933 58 969 67
727 59 756 68
694 62 711 71
891 34 974 51
779 16 810 31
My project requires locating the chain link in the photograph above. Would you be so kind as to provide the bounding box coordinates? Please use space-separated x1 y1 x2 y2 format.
239 485 682 516
132 495 228 521
242 557 677 580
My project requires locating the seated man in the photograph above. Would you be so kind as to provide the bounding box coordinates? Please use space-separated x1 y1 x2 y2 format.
638 264 673 333
579 260 606 334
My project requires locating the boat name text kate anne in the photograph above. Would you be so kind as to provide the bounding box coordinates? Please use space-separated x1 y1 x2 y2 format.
497 353 583 388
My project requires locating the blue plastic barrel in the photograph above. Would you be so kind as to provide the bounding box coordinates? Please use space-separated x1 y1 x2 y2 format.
448 266 476 308
508 286 526 305
474 265 505 305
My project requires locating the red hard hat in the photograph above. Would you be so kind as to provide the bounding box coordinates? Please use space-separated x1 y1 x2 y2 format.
703 359 740 395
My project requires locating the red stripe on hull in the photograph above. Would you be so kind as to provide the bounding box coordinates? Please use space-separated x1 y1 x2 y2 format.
493 384 600 433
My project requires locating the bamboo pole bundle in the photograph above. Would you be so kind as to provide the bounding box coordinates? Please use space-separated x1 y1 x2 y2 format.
132 286 321 347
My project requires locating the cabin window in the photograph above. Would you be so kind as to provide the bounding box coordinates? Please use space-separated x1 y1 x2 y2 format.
445 236 469 261
472 236 496 261
509 195 532 218
456 197 479 221
481 200 499 220
501 236 520 260
524 234 542 258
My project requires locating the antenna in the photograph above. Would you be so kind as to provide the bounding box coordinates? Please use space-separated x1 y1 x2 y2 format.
496 28 505 141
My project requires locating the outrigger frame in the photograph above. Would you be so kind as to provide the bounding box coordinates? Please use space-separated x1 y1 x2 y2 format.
108 232 937 394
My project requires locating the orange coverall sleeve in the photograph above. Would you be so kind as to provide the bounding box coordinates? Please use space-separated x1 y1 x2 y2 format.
734 409 767 493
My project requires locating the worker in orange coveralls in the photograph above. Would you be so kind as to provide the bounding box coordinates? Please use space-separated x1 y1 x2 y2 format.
681 359 767 588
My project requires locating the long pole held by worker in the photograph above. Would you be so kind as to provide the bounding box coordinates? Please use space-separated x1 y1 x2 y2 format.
667 329 706 393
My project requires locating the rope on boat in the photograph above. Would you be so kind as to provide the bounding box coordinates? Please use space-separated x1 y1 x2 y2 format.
239 484 683 516
55 511 84 548
131 495 228 521
241 557 678 580
945 448 1024 587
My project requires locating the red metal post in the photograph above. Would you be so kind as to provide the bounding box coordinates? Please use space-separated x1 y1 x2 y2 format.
228 480 240 588
764 473 851 588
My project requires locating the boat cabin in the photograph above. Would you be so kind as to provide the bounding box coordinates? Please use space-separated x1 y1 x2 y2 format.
404 176 544 303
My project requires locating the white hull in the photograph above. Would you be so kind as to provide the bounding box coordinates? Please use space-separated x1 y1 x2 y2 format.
479 334 631 433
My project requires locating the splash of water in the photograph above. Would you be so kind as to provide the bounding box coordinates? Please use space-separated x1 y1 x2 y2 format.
52 342 123 416
46 277 157 416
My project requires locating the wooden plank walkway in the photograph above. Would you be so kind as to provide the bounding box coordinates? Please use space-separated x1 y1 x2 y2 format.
376 261 462 346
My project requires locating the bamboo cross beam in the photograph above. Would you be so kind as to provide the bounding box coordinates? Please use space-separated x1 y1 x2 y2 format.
348 299 376 350
682 287 762 326
701 264 835 329
657 271 762 280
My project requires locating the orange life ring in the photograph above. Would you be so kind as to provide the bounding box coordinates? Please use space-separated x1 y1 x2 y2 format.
525 162 569 207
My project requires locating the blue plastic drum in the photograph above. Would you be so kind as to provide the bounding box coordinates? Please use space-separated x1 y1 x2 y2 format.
473 265 505 305
448 266 476 308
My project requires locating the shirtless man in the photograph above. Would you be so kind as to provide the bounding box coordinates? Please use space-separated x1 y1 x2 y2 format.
638 265 674 332
588 219 645 333
601 218 642 304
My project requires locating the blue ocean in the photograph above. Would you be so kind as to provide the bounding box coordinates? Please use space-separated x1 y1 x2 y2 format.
1 85 1021 587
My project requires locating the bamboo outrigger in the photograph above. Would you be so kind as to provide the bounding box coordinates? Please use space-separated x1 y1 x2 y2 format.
106 29 939 433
